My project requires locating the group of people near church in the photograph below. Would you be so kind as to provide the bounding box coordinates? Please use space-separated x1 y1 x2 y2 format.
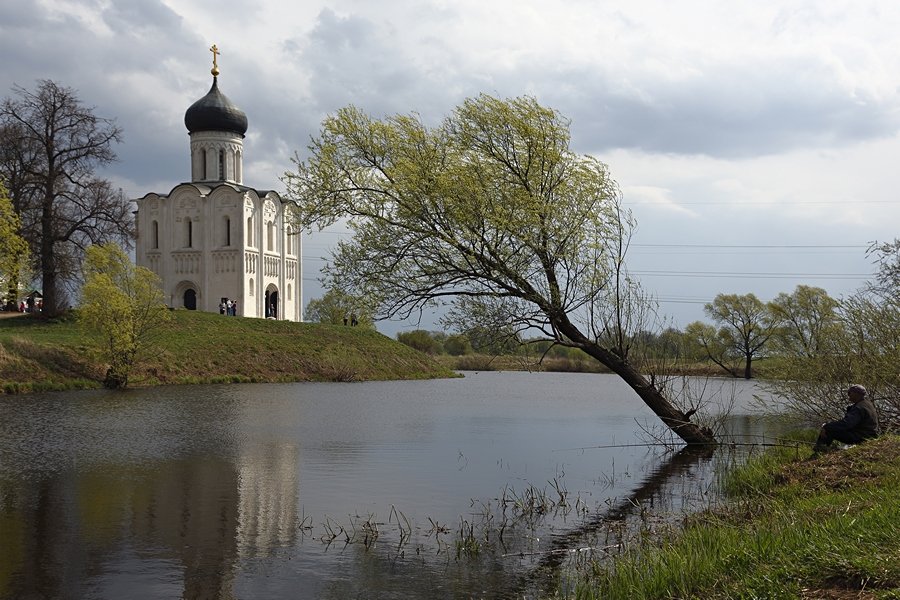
219 298 238 316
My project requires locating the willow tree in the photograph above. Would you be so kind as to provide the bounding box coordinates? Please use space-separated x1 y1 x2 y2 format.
284 94 715 445
704 293 774 379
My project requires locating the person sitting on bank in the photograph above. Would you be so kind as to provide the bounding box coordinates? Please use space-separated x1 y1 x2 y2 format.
813 384 879 452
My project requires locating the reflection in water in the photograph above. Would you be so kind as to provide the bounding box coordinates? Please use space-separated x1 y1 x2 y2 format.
528 446 715 595
236 443 300 558
0 447 302 600
0 375 783 599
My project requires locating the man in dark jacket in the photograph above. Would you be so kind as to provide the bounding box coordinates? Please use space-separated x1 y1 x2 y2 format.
813 384 879 452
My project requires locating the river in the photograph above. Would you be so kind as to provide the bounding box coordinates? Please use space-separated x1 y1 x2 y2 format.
0 371 786 599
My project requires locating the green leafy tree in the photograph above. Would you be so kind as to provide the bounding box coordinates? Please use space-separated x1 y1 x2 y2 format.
764 290 899 431
704 293 774 379
79 243 171 389
684 321 738 377
1 80 133 316
763 246 900 430
305 287 375 329
284 94 715 445
0 180 28 308
396 330 442 354
767 285 840 358
443 333 473 356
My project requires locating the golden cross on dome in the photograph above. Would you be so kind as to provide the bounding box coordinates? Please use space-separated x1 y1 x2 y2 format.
209 44 221 76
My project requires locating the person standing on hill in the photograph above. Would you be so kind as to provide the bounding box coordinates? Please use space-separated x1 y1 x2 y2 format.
814 384 879 452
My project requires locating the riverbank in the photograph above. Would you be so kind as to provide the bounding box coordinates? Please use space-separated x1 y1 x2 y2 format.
576 434 900 599
0 311 456 393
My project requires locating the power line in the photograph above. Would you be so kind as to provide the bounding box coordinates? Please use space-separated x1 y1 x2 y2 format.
631 243 867 249
624 199 899 205
633 270 869 280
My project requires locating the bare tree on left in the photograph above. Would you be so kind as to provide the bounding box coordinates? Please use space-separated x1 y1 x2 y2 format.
0 80 134 316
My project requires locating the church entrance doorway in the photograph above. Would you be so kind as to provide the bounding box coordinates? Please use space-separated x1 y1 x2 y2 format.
183 289 197 310
265 286 279 319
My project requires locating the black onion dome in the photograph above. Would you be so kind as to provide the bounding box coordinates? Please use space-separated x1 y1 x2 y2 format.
184 77 248 136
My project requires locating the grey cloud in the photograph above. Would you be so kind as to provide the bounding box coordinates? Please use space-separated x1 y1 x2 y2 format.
0 0 207 191
101 0 184 35
237 8 480 176
302 9 422 116
543 58 898 158
7 1 896 200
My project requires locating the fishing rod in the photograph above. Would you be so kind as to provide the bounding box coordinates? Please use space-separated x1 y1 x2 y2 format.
553 440 810 452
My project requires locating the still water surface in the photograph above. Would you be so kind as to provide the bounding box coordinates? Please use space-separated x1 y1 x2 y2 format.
0 372 781 599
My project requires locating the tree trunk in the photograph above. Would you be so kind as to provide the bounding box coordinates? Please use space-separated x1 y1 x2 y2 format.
41 194 58 317
744 355 752 379
556 318 717 446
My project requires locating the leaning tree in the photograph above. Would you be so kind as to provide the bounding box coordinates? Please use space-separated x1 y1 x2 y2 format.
283 94 715 446
0 80 134 315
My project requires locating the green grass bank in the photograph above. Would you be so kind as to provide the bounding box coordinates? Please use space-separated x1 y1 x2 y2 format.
575 434 900 599
0 311 456 394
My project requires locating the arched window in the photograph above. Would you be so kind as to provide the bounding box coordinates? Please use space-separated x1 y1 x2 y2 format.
247 216 253 247
249 278 254 296
285 225 294 256
267 221 275 252
152 220 159 249
223 216 231 246
218 149 225 180
287 283 292 301
185 218 193 248
201 149 207 180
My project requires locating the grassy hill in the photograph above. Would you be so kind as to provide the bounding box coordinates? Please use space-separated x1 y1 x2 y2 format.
0 311 456 394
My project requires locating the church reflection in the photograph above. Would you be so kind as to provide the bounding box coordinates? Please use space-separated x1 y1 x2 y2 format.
0 442 300 600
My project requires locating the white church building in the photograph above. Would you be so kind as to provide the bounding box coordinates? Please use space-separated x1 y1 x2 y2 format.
134 49 302 321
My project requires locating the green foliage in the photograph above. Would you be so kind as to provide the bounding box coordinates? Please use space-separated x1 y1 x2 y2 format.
765 289 900 430
0 180 28 306
463 324 522 355
284 93 624 341
762 250 900 431
396 329 443 354
443 333 472 356
684 320 737 377
305 287 375 329
78 243 171 388
1 310 455 393
578 436 900 599
704 292 774 379
767 285 840 358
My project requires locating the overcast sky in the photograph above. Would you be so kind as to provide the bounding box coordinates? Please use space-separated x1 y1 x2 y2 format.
2 0 898 334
